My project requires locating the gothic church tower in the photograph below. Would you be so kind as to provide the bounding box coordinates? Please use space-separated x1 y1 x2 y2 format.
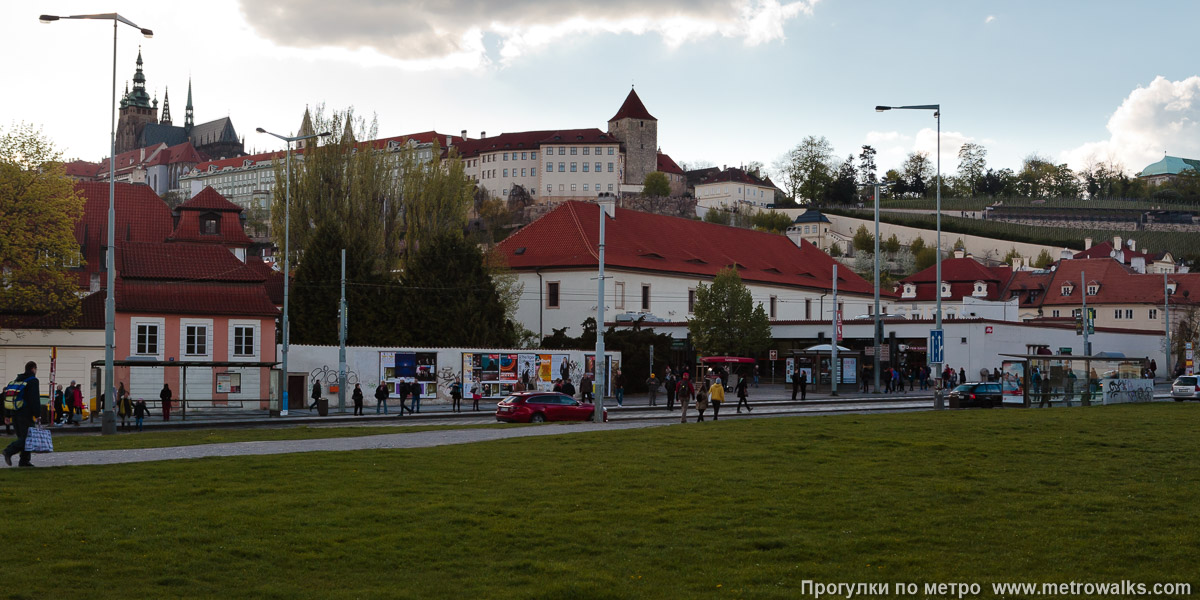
607 87 658 186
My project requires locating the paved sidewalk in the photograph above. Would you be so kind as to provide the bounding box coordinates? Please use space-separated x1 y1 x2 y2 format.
32 421 663 468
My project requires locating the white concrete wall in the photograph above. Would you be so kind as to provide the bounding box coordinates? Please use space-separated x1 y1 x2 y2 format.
1 329 104 397
540 143 621 200
519 267 881 340
826 213 1072 263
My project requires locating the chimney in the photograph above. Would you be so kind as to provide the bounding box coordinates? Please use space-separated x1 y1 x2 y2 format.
1084 237 1093 250
954 249 965 259
1128 238 1137 252
481 131 486 138
446 135 452 147
1113 235 1122 250
461 129 467 140
723 164 727 171
1060 249 1072 261
1131 256 1146 273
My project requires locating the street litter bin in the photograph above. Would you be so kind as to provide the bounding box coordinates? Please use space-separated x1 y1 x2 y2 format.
317 398 329 416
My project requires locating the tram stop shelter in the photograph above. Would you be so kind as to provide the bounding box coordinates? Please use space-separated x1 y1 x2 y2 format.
788 344 859 393
89 358 280 420
996 353 1151 408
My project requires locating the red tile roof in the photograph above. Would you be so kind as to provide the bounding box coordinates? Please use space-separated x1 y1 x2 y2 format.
118 241 263 282
116 280 279 317
1039 258 1200 306
455 129 618 158
178 186 243 212
609 88 656 121
899 257 1014 301
98 142 202 178
656 152 684 175
999 270 1053 308
246 256 285 306
64 160 101 179
370 131 463 152
73 181 175 288
168 188 254 246
192 149 287 174
1074 240 1170 263
496 201 882 296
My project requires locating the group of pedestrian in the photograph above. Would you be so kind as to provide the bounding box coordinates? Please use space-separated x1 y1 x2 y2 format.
51 381 85 426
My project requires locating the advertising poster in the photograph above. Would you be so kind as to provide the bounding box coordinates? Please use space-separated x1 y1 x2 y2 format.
394 352 417 380
461 354 474 393
517 354 537 384
499 354 518 382
584 355 596 378
1001 361 1025 404
841 357 858 385
480 354 500 382
785 357 794 383
379 351 397 382
415 352 437 383
538 355 552 381
551 354 570 383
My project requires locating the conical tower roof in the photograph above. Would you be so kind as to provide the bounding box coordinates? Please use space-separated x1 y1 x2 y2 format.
609 87 655 122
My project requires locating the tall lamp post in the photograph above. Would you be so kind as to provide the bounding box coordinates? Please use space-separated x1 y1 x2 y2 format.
40 13 153 435
255 128 331 416
876 104 941 403
859 181 891 394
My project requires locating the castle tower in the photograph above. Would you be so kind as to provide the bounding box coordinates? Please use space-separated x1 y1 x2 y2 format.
184 78 195 133
295 106 314 150
115 48 158 154
160 87 173 126
607 87 658 186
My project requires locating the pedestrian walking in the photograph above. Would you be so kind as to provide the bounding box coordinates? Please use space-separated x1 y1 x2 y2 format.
735 373 751 413
53 384 65 425
3 361 40 467
375 382 389 414
450 380 463 413
708 376 725 421
308 381 321 412
118 387 133 430
791 370 800 401
133 398 149 432
160 383 173 421
351 383 364 416
959 367 967 386
694 385 709 422
664 369 677 411
397 381 412 415
676 372 695 424
560 378 575 398
614 370 625 407
753 364 760 388
893 368 902 394
411 383 421 414
646 374 660 407
799 370 808 401
580 374 593 401
1064 371 1076 407
471 384 482 411
69 382 83 425
1038 374 1053 408
908 368 916 392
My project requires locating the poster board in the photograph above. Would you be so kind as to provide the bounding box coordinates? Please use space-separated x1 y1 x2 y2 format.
1000 360 1025 405
380 351 438 398
841 357 858 385
216 372 241 394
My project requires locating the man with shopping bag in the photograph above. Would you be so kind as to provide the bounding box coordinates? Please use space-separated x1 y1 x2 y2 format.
3 361 41 467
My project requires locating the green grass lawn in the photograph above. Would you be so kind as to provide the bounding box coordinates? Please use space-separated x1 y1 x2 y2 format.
2 404 1198 599
38 423 510 453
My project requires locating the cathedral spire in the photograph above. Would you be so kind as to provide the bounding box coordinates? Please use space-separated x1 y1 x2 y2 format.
296 105 315 150
184 78 195 131
160 86 173 126
125 47 152 109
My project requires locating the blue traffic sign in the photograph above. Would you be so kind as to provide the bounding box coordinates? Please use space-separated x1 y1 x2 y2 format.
929 329 944 364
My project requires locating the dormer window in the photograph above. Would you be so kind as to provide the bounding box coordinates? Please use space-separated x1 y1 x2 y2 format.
940 282 951 298
1086 284 1099 296
200 212 220 235
972 281 987 297
901 283 916 299
1061 282 1074 296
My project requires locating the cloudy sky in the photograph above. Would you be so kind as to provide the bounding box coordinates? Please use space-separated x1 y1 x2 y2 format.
5 0 1199 178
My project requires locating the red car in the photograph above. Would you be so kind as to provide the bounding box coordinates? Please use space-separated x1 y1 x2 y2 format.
495 391 607 423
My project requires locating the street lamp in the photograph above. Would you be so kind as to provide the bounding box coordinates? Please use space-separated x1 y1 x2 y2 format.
41 13 153 435
255 127 331 416
859 180 891 394
876 104 942 405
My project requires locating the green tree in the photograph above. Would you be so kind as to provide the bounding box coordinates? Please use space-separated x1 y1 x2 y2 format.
0 123 84 322
642 171 670 197
909 236 926 255
1033 248 1055 269
858 145 877 186
824 155 858 204
289 222 387 346
703 208 731 225
902 152 934 198
852 224 875 253
1002 248 1022 265
687 267 772 356
956 142 987 195
914 247 938 271
953 238 967 251
397 234 517 347
883 233 901 255
829 242 843 258
750 210 792 234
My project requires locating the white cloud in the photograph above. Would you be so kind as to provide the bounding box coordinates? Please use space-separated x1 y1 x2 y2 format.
985 15 996 24
238 0 819 68
1061 76 1200 174
864 129 975 174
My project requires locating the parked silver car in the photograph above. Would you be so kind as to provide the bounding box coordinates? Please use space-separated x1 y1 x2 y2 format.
1171 376 1199 401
